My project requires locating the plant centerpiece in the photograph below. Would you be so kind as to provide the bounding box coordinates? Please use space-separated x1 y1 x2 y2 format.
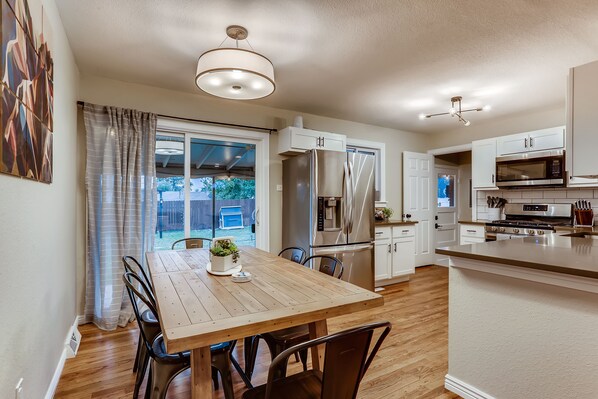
209 237 240 272
381 207 393 220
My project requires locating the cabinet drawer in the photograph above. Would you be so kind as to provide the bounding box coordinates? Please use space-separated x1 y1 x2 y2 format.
460 237 486 245
375 227 391 240
459 224 485 238
392 225 415 238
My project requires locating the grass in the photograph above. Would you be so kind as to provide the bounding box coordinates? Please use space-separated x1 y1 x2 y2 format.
154 226 255 250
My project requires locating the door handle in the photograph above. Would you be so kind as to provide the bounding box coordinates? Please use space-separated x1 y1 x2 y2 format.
435 223 441 229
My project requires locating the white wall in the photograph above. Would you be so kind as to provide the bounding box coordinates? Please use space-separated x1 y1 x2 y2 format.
76 74 431 314
0 1 79 398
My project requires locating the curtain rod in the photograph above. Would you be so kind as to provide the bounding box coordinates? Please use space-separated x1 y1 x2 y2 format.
76 101 277 134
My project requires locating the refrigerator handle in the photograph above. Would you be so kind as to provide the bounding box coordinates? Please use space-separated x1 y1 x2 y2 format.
343 161 351 235
348 160 355 233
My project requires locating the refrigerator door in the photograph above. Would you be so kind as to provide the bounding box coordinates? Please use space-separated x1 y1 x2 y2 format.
347 152 375 244
312 243 374 291
311 149 349 247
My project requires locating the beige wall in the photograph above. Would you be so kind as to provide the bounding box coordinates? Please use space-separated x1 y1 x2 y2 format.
0 1 80 398
76 74 431 315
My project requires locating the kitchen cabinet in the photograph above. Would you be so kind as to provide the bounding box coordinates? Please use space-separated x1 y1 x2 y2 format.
278 126 346 155
496 127 564 156
472 138 497 189
568 60 598 178
459 223 486 245
375 225 415 287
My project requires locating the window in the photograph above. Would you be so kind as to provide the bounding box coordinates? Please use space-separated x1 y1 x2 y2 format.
437 173 456 208
346 141 385 202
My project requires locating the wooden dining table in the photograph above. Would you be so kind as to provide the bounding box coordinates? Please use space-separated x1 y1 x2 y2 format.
146 246 384 398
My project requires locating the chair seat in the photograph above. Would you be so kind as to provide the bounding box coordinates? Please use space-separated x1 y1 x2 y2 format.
264 325 309 342
242 370 322 399
151 335 233 364
141 309 158 324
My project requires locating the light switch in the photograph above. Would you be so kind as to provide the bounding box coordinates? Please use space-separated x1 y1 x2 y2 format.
276 184 283 192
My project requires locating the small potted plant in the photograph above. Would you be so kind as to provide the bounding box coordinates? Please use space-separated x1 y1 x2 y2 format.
382 207 393 221
209 237 240 272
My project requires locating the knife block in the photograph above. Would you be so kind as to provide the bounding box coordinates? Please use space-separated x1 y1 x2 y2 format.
575 209 594 226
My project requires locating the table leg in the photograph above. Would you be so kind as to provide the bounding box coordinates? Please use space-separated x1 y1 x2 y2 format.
191 346 212 399
308 320 328 371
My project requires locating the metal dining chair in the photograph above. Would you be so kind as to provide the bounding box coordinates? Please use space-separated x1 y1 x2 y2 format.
171 237 212 250
242 321 392 399
123 272 236 399
244 255 343 380
277 246 307 264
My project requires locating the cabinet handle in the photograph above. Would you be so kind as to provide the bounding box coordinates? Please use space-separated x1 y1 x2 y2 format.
525 138 528 148
402 230 410 233
321 137 325 147
394 243 397 252
388 244 391 253
317 137 322 147
530 137 533 147
467 229 476 233
375 231 383 235
492 174 495 183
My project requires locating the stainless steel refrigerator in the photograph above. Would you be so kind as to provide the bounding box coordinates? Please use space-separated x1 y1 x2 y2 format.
282 149 375 290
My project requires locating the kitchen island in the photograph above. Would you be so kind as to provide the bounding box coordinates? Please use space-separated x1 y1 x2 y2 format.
437 235 598 399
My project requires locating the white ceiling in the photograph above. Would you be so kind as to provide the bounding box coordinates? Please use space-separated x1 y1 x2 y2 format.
56 0 598 134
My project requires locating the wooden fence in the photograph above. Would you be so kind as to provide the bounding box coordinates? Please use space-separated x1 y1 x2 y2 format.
157 199 255 231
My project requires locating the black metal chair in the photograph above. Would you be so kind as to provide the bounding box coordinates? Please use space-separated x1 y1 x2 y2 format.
171 237 212 250
244 256 343 380
123 272 236 399
242 321 392 399
277 246 307 264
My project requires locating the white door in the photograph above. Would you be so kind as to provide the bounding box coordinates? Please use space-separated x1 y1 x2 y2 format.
435 166 459 265
403 152 435 266
496 132 528 155
528 127 564 151
472 139 497 189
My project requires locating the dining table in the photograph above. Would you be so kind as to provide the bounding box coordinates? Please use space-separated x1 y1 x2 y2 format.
146 246 384 398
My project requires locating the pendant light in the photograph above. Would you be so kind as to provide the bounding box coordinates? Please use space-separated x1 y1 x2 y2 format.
195 25 275 100
419 96 491 126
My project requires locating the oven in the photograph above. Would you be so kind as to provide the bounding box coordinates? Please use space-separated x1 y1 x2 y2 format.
495 150 565 188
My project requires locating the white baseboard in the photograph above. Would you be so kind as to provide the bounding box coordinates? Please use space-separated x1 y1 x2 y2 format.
44 316 79 399
445 374 495 399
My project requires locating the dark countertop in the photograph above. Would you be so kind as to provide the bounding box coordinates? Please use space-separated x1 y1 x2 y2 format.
458 219 490 225
436 234 598 280
375 219 418 227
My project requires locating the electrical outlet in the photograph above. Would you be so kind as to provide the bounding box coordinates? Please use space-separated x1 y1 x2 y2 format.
276 184 283 192
15 378 23 399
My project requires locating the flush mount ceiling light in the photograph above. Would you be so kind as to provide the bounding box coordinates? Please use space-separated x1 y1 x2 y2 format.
195 25 275 100
418 96 490 127
155 140 184 155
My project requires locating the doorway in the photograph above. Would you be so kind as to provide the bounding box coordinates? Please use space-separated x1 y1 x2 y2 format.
154 119 269 251
435 166 458 263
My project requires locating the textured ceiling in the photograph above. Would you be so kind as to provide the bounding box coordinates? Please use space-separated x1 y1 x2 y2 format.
55 0 598 133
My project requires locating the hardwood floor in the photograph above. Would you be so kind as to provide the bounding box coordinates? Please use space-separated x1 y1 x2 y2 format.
55 266 460 399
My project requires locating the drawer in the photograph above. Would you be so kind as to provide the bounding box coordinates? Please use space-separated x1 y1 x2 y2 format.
375 227 391 240
460 237 486 245
460 224 485 238
392 225 415 238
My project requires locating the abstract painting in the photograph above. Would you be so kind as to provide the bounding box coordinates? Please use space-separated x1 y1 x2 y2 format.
0 0 54 183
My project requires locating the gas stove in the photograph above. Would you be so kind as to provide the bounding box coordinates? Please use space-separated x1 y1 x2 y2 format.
485 203 574 240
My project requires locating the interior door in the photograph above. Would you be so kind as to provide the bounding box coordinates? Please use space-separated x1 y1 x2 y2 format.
435 166 459 265
403 152 435 266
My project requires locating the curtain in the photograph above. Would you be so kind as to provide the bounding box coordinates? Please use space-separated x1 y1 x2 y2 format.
83 103 157 331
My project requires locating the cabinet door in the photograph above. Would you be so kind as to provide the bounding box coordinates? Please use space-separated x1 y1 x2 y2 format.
570 61 598 177
320 132 346 152
472 139 497 189
291 128 320 150
391 237 415 277
497 133 529 155
374 238 391 281
528 127 564 151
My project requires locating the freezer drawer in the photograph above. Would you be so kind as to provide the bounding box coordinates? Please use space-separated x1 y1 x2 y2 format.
312 243 374 291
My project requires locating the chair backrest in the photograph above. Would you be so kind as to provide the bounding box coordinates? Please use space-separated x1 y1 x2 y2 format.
122 256 153 293
123 272 160 358
302 255 344 279
171 237 212 250
278 246 307 264
265 321 392 399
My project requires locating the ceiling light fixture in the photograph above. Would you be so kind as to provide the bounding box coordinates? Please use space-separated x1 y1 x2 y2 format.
195 25 275 100
419 96 489 127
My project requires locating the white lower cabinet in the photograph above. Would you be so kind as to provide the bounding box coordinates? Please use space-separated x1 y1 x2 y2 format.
459 223 486 245
375 225 416 287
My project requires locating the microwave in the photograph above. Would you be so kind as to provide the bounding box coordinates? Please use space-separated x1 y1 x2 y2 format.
495 150 565 188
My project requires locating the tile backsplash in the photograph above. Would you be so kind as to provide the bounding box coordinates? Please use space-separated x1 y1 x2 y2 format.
476 188 598 224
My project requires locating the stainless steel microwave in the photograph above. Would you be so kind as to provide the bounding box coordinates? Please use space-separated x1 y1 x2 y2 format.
495 150 565 188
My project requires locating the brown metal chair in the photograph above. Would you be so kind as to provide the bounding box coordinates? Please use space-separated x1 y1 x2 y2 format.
244 256 343 380
242 321 392 399
123 272 236 399
171 237 212 250
277 246 307 264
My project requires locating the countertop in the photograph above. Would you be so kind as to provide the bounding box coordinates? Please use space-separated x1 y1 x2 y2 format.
375 219 418 227
437 234 598 279
458 219 490 225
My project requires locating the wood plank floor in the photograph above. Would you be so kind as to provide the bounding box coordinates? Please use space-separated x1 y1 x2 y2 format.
55 266 460 399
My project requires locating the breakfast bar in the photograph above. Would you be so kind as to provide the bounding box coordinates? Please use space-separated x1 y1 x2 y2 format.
437 235 598 399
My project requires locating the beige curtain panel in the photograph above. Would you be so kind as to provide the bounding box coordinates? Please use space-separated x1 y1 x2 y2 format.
83 103 157 330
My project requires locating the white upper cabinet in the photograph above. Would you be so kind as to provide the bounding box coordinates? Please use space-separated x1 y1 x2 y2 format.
278 126 347 155
472 138 497 189
497 127 564 156
568 60 598 178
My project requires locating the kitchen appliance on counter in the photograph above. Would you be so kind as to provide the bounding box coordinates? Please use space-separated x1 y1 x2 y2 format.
485 203 574 241
495 150 565 188
282 149 375 290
